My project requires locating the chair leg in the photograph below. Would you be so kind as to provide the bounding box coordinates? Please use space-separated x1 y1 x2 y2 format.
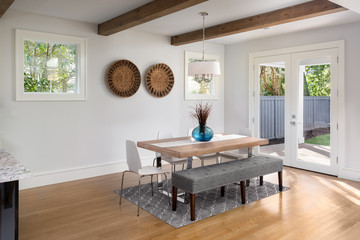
137 176 144 216
201 159 204 167
246 179 250 187
260 176 264 186
278 171 283 191
240 180 246 204
216 154 222 164
151 175 154 196
190 193 196 221
163 173 171 205
119 171 129 205
221 186 225 197
172 186 178 211
156 175 159 191
182 163 185 170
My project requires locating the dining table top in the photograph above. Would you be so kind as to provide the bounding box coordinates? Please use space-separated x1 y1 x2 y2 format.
137 134 269 158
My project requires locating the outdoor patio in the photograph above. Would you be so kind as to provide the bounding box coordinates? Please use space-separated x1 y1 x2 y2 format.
260 143 330 165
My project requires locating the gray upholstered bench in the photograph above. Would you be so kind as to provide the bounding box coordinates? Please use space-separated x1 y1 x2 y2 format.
172 156 283 221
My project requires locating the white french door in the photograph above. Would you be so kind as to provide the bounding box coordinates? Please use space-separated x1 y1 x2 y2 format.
252 48 339 175
290 49 338 175
253 54 292 166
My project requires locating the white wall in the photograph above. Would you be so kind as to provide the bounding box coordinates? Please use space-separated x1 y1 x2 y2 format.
225 21 360 181
0 10 225 189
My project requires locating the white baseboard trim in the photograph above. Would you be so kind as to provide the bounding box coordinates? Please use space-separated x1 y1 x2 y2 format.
19 159 360 190
338 167 360 182
19 157 155 190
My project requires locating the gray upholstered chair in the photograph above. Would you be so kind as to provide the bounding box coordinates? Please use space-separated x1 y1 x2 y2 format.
120 140 170 216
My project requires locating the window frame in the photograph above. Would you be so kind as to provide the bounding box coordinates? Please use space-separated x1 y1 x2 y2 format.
15 29 87 101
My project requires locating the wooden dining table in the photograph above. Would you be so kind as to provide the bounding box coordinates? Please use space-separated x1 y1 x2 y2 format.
137 134 269 202
137 133 269 169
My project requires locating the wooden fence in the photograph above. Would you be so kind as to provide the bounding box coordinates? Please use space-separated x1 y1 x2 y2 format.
260 96 330 139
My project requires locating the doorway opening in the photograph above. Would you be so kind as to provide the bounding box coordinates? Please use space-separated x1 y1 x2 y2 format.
250 44 342 176
260 63 331 166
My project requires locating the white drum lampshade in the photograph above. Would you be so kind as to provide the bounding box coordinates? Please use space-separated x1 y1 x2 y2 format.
188 61 221 76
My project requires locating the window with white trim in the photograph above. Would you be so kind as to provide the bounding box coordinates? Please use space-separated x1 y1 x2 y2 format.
15 29 87 101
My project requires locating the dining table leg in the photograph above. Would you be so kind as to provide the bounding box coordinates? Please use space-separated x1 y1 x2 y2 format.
156 155 163 188
155 154 189 203
187 156 193 169
248 147 253 157
246 147 253 187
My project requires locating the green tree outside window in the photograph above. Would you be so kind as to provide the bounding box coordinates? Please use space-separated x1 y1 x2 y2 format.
24 40 77 93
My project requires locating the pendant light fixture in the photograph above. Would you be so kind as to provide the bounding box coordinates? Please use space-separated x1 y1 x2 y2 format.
188 12 221 82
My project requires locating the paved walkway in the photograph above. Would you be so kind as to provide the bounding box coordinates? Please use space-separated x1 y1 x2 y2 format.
260 143 330 165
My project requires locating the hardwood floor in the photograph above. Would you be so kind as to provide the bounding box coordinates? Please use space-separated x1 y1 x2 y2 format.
19 162 360 240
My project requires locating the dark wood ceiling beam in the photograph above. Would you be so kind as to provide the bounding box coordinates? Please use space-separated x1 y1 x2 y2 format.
171 0 347 46
98 0 208 36
0 0 15 18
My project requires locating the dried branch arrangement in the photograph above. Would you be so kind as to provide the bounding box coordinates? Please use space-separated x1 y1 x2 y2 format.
190 102 212 125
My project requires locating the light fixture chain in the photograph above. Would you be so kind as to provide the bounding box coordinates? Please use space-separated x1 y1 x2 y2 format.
202 13 205 61
187 12 219 80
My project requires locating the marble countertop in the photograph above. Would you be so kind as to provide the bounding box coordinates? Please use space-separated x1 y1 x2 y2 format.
0 148 31 183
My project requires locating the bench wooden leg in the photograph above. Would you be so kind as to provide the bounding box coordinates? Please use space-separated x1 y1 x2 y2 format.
278 171 283 191
172 186 178 211
260 176 263 186
221 186 225 197
190 193 196 221
240 181 246 204
246 179 250 187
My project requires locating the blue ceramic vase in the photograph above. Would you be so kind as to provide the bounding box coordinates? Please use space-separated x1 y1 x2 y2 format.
192 123 214 142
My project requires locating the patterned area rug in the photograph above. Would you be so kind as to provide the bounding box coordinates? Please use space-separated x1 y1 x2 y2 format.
115 179 289 228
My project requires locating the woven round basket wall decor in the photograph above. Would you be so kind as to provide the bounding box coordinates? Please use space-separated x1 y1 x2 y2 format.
107 60 141 97
145 63 174 98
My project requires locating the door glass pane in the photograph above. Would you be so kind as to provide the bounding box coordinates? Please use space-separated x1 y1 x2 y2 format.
258 62 285 157
298 63 331 165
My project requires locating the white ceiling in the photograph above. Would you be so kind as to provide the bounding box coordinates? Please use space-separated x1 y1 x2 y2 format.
330 0 360 14
9 0 360 45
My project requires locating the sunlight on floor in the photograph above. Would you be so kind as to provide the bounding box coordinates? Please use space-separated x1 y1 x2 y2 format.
333 180 360 199
313 175 360 205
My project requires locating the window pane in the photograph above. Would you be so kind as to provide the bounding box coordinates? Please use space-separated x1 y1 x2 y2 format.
24 66 50 92
259 64 286 158
23 40 78 94
24 40 47 68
